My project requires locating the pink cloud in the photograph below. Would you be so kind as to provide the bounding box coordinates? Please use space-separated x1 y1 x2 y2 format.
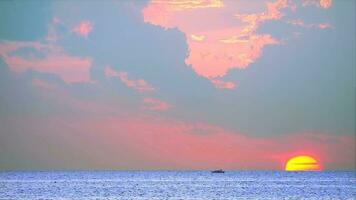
10 81 352 170
302 0 332 9
235 0 289 34
142 98 171 111
318 23 332 29
46 114 353 170
31 78 119 116
142 0 288 89
142 0 332 89
32 78 58 91
288 19 333 29
32 82 351 170
210 79 236 90
7 55 91 83
72 21 93 38
118 119 355 170
142 0 224 29
319 0 332 9
105 66 156 92
0 41 57 55
0 41 92 84
104 66 120 77
185 33 278 78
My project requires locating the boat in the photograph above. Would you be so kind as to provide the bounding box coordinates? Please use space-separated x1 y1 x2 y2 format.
211 169 225 173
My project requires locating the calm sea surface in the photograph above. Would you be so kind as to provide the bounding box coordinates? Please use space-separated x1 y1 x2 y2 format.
0 171 355 200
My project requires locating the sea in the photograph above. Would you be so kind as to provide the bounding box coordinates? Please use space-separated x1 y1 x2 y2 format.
0 171 355 200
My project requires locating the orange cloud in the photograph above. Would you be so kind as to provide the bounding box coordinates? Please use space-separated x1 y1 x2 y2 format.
72 21 93 38
319 0 332 9
142 98 171 111
105 66 156 92
0 41 92 83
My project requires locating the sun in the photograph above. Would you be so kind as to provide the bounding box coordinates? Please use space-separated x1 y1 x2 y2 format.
285 155 321 171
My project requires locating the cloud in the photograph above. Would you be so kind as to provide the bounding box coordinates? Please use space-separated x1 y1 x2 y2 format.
26 86 348 170
155 0 224 10
210 79 236 90
142 0 334 90
104 66 156 92
302 0 332 9
9 113 351 170
72 21 93 38
122 118 354 169
288 19 332 29
142 0 224 29
32 78 57 91
0 40 92 83
46 17 65 42
142 97 170 111
31 77 119 115
190 34 205 42
318 23 332 29
288 19 306 27
0 0 352 171
142 0 289 89
104 66 120 77
319 0 332 9
235 0 289 34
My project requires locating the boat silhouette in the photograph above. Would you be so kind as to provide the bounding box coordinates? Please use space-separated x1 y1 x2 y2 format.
211 169 225 173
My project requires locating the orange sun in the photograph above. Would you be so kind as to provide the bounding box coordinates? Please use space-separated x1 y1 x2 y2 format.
285 155 321 171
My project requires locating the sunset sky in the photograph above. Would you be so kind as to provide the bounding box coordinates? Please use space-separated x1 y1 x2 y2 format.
0 0 354 170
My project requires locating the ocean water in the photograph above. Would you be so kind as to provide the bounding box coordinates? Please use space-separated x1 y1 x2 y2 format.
0 171 355 200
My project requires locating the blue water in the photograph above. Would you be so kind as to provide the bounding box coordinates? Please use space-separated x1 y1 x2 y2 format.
0 171 355 199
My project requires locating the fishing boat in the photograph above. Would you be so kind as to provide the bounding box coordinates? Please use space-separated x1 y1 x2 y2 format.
211 169 225 173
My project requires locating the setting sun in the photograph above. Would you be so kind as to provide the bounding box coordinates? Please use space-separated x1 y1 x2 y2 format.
285 155 321 171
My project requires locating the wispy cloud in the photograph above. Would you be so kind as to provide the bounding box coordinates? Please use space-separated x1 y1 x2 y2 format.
0 41 92 83
319 0 332 9
105 66 156 92
288 19 332 29
318 23 332 29
210 79 236 90
32 78 58 91
190 34 205 42
49 114 354 169
303 0 332 9
142 98 171 111
72 21 93 38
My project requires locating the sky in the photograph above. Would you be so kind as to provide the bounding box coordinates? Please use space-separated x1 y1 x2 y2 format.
0 0 355 170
